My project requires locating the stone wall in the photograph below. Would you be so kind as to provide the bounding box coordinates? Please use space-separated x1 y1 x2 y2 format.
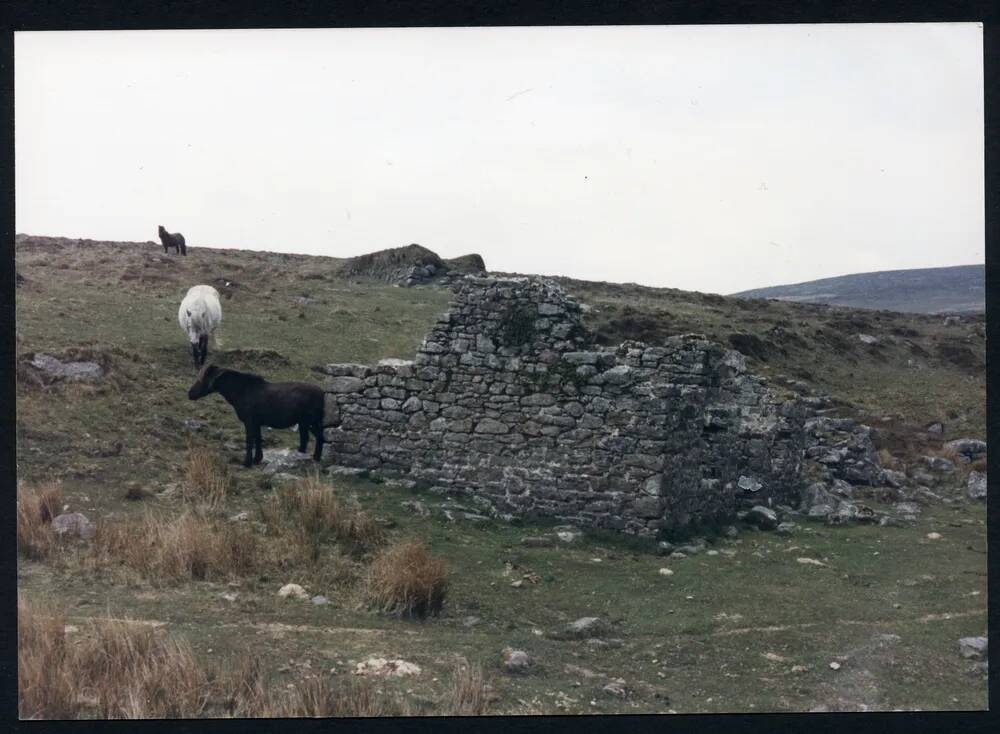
321 276 808 535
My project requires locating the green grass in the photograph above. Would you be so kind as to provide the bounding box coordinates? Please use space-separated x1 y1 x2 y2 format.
15 235 987 715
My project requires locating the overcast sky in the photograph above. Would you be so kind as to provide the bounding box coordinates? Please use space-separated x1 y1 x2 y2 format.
15 24 984 294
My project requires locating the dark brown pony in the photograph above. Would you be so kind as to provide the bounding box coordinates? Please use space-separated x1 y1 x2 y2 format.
188 364 324 467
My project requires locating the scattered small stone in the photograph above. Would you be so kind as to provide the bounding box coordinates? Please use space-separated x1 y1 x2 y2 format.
829 662 841 671
278 583 308 600
797 557 827 567
229 511 251 522
510 580 524 588
221 592 238 602
656 541 675 556
552 617 605 640
927 422 944 434
775 522 797 536
555 529 581 543
658 568 674 577
926 532 942 540
705 549 719 556
601 678 628 698
463 616 481 628
354 657 421 677
669 551 688 560
310 595 329 605
400 500 430 517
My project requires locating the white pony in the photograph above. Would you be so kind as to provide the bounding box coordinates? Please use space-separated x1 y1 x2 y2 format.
178 285 222 368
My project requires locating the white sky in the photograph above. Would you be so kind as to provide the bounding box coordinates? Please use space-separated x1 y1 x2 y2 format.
15 24 984 294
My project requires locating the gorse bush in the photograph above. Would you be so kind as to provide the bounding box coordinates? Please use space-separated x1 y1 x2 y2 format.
365 539 448 619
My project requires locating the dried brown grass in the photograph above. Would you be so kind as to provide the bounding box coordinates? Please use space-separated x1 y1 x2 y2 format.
18 594 211 719
89 511 259 584
183 445 231 509
17 481 63 560
261 475 386 556
365 539 448 619
450 661 490 715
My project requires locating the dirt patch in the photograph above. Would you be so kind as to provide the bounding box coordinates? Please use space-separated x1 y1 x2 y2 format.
728 332 780 362
935 341 980 370
16 347 137 392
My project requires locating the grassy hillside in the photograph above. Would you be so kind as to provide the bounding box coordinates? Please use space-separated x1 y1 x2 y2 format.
729 264 985 315
15 235 987 717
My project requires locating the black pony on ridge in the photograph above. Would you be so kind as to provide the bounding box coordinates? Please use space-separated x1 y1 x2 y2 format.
158 225 187 256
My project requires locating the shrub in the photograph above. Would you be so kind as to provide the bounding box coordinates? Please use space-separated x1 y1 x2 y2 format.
17 481 63 560
364 539 448 619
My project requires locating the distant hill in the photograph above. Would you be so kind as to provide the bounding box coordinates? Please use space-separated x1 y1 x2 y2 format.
730 265 984 314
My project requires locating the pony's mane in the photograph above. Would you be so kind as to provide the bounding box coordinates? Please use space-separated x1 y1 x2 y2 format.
219 367 267 384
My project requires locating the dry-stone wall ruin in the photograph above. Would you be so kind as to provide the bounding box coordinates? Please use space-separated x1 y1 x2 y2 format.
321 277 809 535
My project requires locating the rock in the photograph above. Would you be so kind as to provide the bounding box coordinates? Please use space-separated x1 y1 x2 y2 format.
601 678 629 698
893 502 920 518
553 617 605 640
51 512 96 539
944 439 986 459
669 551 688 560
927 422 944 434
353 657 421 677
183 418 206 433
463 616 481 628
676 543 705 556
737 475 763 493
260 448 313 475
658 568 674 577
922 456 955 473
827 502 860 525
502 647 532 674
882 469 907 489
278 583 308 600
800 482 835 510
829 661 842 670
958 637 987 661
401 500 431 517
655 541 675 556
229 511 252 522
555 529 582 543
775 522 797 536
806 504 834 522
326 376 365 393
29 353 104 381
926 532 942 540
745 505 778 530
310 595 329 605
857 334 878 345
967 471 987 501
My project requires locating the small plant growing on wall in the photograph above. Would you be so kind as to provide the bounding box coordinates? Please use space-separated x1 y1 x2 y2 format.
498 306 537 347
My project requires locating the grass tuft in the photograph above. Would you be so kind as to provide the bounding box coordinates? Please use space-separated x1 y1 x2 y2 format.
450 661 490 715
365 539 448 619
17 481 63 560
183 446 231 510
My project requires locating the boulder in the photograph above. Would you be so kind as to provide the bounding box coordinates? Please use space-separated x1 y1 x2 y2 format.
502 647 532 674
967 471 987 501
745 505 779 530
944 439 986 459
958 637 988 661
51 512 96 539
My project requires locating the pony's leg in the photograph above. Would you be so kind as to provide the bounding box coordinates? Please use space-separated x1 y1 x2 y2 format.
312 422 324 462
243 422 255 467
191 342 200 368
298 423 309 453
254 424 264 464
198 335 208 366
